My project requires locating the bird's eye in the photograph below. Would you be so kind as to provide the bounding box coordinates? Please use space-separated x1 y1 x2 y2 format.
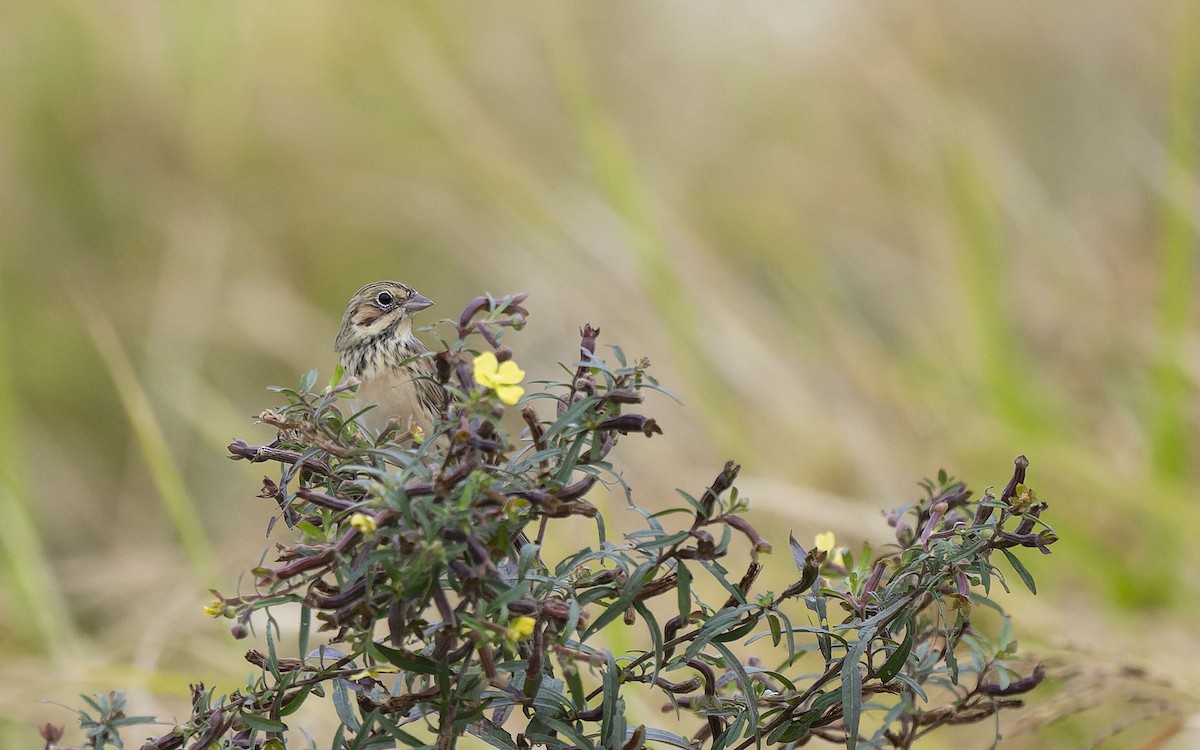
376 291 395 307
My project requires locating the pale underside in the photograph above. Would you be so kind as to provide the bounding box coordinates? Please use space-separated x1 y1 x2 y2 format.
349 368 437 436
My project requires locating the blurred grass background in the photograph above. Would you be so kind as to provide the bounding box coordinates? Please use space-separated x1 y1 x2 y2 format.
1 0 1198 747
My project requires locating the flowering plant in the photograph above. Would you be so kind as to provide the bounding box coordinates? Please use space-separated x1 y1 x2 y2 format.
54 294 1054 750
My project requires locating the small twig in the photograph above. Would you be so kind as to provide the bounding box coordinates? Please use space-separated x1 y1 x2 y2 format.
227 439 334 478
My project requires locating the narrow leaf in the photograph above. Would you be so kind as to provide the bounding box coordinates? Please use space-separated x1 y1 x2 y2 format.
840 626 874 750
676 562 692 625
240 711 287 733
876 624 913 684
788 532 809 571
367 641 443 676
332 679 361 733
999 548 1037 594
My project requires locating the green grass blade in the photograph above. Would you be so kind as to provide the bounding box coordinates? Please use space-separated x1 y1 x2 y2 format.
940 138 1033 428
538 8 750 458
1148 1 1200 479
78 299 215 581
0 275 77 650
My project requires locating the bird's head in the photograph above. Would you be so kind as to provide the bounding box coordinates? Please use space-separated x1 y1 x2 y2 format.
335 280 434 354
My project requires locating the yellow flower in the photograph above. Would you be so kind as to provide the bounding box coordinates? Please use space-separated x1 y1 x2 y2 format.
350 664 401 680
506 616 536 642
814 531 845 568
204 599 225 617
410 425 425 444
349 513 376 534
473 351 526 405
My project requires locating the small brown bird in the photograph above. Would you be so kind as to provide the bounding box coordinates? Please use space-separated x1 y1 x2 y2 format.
334 281 444 437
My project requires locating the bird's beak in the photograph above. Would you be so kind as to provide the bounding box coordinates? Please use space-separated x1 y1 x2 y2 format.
402 293 434 312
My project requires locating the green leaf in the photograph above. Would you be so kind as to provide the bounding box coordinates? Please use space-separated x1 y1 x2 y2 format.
998 616 1013 652
869 700 915 745
673 489 705 514
367 641 443 676
566 664 587 711
525 677 574 714
295 520 324 540
714 615 761 643
298 606 311 664
332 678 361 732
554 433 590 484
346 712 385 750
484 580 533 616
681 605 755 661
875 623 913 683
601 651 625 750
944 622 960 684
633 601 664 676
300 368 318 392
640 728 693 749
892 671 928 701
537 717 595 750
265 615 280 680
372 717 426 748
543 395 600 442
699 560 748 605
999 548 1037 594
711 640 759 731
676 562 692 625
767 614 782 648
712 712 747 750
470 720 519 750
278 686 313 717
767 711 819 745
788 532 810 572
773 609 799 664
744 666 797 693
632 530 690 550
239 710 287 733
840 625 874 750
583 562 653 639
565 598 582 636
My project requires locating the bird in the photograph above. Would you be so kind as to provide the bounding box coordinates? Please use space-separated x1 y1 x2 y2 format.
334 280 445 438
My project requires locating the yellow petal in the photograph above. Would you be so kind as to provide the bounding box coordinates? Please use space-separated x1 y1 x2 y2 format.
506 616 536 641
496 384 525 405
473 351 499 387
350 513 376 534
814 531 836 552
495 360 525 385
350 665 401 680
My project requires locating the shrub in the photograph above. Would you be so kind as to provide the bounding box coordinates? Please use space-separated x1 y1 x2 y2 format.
51 294 1054 750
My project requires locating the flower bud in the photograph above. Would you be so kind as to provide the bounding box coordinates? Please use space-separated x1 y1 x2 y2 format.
1001 455 1029 503
580 325 599 359
574 374 595 394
